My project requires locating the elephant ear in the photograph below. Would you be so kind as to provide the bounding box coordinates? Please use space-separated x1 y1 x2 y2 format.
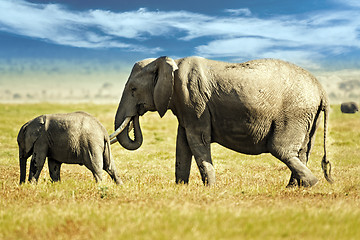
17 121 30 156
23 116 46 153
153 56 178 118
131 58 157 75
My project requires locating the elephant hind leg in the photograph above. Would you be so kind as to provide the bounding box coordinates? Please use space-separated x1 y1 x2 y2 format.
270 147 318 187
103 158 122 185
48 158 62 182
287 131 318 187
88 160 103 183
83 150 104 183
286 135 312 188
104 167 122 185
282 156 318 187
103 141 123 185
286 109 323 187
269 122 318 187
91 171 103 183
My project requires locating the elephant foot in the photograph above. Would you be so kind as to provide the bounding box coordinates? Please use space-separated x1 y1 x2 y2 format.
286 178 318 188
286 173 297 188
175 179 189 184
286 172 318 188
114 177 123 185
201 161 216 186
298 176 318 187
282 157 318 188
286 180 298 188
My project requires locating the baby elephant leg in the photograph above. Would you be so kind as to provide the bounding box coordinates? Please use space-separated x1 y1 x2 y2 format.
48 158 62 182
83 159 103 183
104 165 123 185
103 156 122 185
28 145 48 183
83 148 104 183
85 146 122 184
89 163 103 183
92 172 103 183
103 142 123 185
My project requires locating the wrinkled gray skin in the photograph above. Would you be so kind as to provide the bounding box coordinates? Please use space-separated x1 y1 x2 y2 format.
341 102 359 114
18 111 122 184
114 56 333 187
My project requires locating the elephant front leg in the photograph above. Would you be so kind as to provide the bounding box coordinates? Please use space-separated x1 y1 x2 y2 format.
194 149 215 186
28 152 47 183
28 138 48 183
186 130 215 186
48 158 62 182
175 125 193 184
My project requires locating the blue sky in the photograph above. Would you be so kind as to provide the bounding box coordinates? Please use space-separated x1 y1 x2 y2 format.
0 0 360 71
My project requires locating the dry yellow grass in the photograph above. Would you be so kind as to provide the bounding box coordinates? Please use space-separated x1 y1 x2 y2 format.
0 103 359 239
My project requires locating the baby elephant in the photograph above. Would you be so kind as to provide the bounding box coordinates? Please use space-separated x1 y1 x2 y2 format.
17 111 122 185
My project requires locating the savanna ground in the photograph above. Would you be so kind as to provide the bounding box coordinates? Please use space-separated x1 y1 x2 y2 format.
0 103 359 240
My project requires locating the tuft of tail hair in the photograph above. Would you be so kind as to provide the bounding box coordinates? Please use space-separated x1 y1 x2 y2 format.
321 99 334 184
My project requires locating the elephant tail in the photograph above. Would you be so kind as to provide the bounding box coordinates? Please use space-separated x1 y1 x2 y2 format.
103 138 112 169
321 98 334 184
103 137 122 184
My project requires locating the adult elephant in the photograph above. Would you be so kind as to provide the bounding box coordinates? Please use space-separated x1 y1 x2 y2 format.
341 102 359 113
110 56 333 188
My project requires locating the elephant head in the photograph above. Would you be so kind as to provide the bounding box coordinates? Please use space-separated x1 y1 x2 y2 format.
17 116 45 184
111 56 178 150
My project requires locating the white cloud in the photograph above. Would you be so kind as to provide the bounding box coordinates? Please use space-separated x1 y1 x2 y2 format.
332 0 360 7
195 37 324 69
0 0 359 67
0 0 163 52
261 50 324 70
195 37 277 58
192 9 360 67
224 8 252 16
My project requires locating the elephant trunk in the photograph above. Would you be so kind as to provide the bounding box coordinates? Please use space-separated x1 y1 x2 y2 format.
110 116 132 144
114 114 143 150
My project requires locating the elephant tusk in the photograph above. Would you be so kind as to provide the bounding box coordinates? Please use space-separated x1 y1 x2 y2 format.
110 137 118 144
109 116 132 142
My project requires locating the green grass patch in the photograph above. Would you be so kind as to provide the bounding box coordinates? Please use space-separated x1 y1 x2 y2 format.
1 103 359 239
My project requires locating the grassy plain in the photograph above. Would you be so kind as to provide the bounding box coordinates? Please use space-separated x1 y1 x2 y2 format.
0 103 359 239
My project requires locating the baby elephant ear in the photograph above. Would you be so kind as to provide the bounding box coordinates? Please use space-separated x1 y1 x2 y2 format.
154 56 178 118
